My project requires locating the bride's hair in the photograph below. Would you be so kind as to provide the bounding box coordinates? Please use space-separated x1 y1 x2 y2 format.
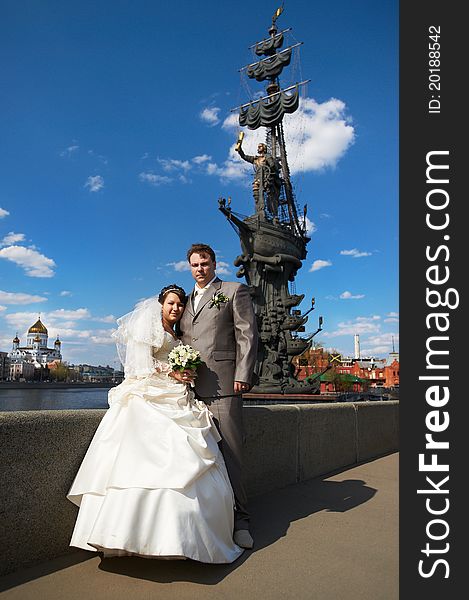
158 284 187 304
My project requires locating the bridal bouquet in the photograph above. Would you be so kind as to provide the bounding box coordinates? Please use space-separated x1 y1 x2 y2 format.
168 344 203 373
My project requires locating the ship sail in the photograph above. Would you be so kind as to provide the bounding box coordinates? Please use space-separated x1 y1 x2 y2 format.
239 86 299 129
254 32 284 56
246 48 292 81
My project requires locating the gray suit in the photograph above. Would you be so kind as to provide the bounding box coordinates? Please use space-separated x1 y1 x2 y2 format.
179 277 258 530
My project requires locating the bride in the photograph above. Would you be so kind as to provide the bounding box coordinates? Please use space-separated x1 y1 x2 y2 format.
67 284 243 563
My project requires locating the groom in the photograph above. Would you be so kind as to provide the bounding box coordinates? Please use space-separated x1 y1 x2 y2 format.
179 243 258 549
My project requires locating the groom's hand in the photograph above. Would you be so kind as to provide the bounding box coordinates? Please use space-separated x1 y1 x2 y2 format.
234 381 250 394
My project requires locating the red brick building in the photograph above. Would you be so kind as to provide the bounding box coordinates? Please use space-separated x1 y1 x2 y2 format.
293 346 399 393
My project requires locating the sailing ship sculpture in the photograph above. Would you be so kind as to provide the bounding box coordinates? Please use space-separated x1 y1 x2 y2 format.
218 7 324 394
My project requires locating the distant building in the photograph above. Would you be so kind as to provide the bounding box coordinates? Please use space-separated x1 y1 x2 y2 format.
10 361 35 381
336 356 399 388
0 351 10 381
9 317 62 368
293 346 330 380
69 364 124 384
294 336 399 392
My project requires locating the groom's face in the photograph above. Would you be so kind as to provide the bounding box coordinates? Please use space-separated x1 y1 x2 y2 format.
189 252 216 288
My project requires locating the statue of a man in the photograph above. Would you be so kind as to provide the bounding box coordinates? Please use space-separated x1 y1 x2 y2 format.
235 140 282 217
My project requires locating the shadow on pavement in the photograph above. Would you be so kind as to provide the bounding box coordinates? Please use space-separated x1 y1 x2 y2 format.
96 475 376 584
0 551 92 593
1 460 378 591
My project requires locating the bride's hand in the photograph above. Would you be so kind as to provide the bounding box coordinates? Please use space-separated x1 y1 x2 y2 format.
169 369 196 384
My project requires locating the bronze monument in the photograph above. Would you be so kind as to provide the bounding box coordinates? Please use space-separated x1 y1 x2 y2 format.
219 7 325 394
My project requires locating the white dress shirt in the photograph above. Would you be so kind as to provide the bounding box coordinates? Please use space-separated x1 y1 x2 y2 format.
193 276 217 311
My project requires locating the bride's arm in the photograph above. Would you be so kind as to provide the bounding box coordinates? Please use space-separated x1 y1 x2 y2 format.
168 369 196 384
150 348 195 383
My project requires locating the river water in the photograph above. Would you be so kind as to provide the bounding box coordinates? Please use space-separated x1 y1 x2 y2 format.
0 387 111 411
0 386 392 411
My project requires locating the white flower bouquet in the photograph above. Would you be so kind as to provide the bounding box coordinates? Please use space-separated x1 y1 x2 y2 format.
168 344 203 374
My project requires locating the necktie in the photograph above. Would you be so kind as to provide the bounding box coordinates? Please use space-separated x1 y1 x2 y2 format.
193 288 205 311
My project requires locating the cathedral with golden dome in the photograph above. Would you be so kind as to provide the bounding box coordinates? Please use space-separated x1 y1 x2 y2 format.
9 317 62 370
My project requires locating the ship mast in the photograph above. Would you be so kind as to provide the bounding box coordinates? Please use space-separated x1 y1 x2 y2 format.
232 6 309 239
218 7 323 394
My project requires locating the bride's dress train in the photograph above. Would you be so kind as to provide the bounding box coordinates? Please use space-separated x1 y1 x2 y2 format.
67 331 243 563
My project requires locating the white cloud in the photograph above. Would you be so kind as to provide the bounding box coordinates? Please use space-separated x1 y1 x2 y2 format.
283 97 355 173
216 261 231 275
340 290 365 300
94 315 116 323
139 158 195 187
309 259 332 272
0 305 6 312
53 328 92 339
361 333 400 356
60 290 72 297
0 208 10 218
384 317 399 323
356 315 380 321
157 158 192 172
192 154 211 164
84 175 104 192
60 144 79 157
0 290 47 305
167 260 190 272
387 311 399 318
212 96 355 182
87 149 108 165
90 329 116 344
1 232 25 246
48 308 91 320
340 248 372 258
200 106 221 126
139 172 172 186
0 245 56 277
90 335 115 345
304 217 317 236
322 316 381 338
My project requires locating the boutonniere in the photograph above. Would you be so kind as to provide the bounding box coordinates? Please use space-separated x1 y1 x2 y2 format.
209 291 230 309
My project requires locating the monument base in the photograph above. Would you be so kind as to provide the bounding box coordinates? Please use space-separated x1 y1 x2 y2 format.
242 391 338 405
250 378 320 395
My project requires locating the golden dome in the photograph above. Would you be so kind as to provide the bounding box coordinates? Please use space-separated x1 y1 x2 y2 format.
28 318 48 335
13 335 20 343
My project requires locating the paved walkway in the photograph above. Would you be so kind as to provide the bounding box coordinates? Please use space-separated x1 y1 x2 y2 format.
0 453 398 600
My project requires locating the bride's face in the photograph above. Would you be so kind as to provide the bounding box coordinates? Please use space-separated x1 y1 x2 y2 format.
162 292 186 325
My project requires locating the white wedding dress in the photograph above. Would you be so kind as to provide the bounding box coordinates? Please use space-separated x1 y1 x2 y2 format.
67 297 243 564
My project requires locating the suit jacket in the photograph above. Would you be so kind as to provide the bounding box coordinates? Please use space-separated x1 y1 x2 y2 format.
179 278 258 399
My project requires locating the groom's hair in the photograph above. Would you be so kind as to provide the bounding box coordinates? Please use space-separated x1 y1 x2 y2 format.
186 243 216 263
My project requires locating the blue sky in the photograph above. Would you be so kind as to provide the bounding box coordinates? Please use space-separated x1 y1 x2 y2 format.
0 0 398 368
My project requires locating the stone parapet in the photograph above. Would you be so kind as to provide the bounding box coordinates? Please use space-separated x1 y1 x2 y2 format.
0 401 398 576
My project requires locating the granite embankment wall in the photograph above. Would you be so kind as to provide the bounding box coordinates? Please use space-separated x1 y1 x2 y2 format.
0 401 398 576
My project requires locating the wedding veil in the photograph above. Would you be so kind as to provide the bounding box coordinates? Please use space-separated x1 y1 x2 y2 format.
112 296 165 377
